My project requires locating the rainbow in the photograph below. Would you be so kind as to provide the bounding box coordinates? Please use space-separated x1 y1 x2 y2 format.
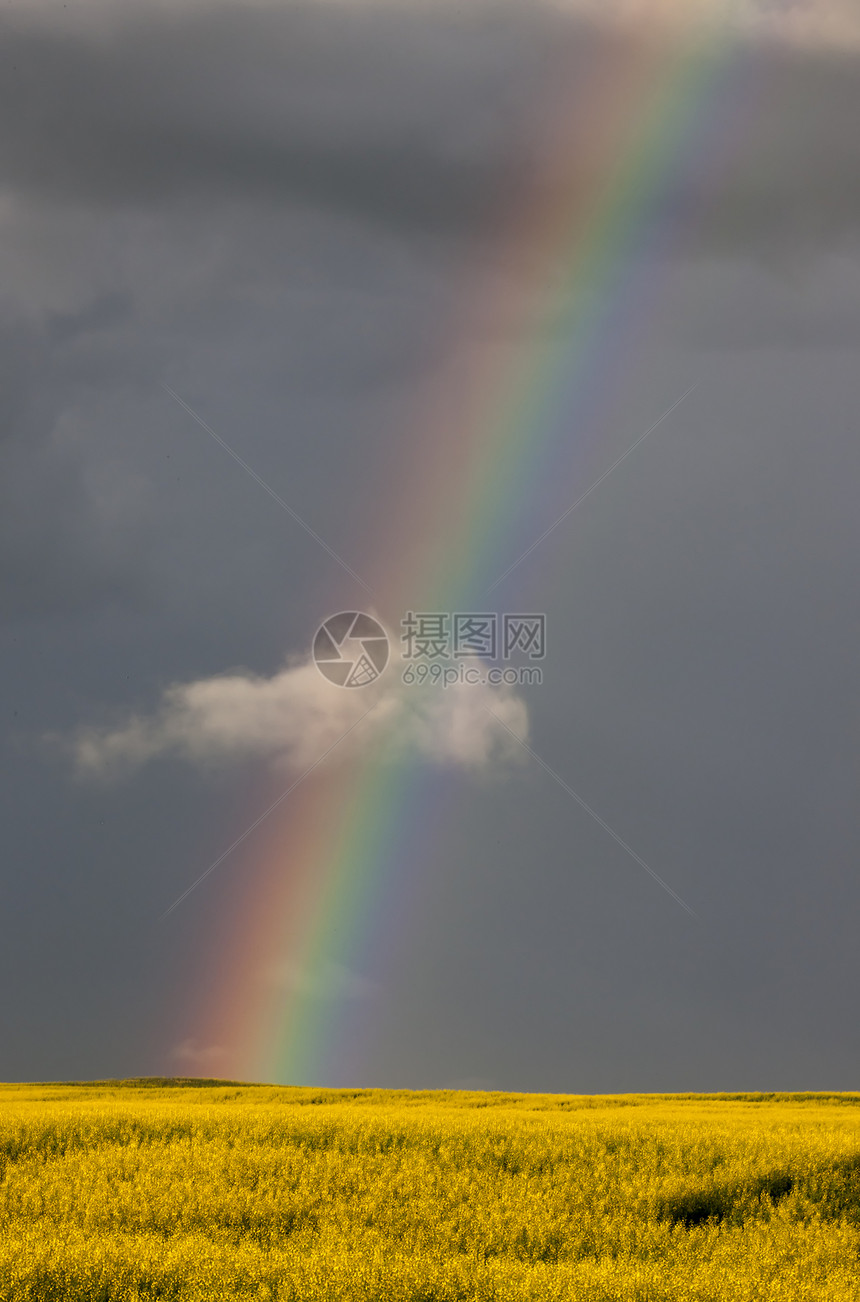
180 8 750 1085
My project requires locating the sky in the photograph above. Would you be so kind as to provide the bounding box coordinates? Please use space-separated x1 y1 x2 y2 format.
1 0 859 1092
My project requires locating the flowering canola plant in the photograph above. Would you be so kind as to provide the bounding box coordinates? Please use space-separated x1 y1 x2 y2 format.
1 1083 859 1300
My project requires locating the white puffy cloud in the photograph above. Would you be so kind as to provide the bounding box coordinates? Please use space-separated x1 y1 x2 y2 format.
74 647 530 777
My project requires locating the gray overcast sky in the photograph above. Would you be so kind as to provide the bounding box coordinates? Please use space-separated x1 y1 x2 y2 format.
2 0 859 1091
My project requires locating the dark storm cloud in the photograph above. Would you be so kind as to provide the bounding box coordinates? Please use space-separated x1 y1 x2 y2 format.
0 3 547 235
0 300 158 616
693 46 860 257
1 2 860 255
1 0 859 1091
46 291 134 348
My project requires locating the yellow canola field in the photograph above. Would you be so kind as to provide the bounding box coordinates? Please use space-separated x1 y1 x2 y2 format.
1 1083 859 1301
